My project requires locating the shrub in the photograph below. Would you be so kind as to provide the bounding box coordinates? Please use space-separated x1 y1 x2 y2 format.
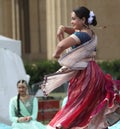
97 60 120 79
24 60 61 85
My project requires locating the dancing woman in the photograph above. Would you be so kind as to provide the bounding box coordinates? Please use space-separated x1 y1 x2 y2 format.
42 6 120 129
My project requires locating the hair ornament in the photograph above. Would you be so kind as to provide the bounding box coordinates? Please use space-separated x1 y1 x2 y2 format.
88 11 95 24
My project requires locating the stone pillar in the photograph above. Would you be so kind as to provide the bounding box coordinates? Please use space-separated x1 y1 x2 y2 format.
11 0 20 39
29 0 41 56
0 0 12 37
46 0 56 59
28 0 47 61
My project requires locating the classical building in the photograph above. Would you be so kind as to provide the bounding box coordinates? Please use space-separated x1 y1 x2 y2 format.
0 0 120 61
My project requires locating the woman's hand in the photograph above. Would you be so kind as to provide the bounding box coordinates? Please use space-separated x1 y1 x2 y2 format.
55 25 75 59
57 25 75 41
18 116 32 122
57 25 65 41
18 117 26 122
25 116 32 121
53 52 60 59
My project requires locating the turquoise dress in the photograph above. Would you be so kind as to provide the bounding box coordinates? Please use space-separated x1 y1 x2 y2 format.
0 123 12 129
9 96 46 129
108 121 120 129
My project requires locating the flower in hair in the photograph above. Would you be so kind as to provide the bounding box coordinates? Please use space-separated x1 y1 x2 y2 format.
88 11 95 24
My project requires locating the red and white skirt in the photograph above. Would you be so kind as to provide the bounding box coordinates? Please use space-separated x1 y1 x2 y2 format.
47 61 120 129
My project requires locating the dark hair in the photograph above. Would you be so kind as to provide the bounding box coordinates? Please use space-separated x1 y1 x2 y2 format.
17 79 27 86
16 80 27 117
73 6 97 26
16 93 21 117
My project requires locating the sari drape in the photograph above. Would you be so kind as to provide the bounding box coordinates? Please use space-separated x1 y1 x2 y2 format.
41 35 120 129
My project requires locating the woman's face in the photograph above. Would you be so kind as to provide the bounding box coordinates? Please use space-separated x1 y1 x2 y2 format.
71 12 84 30
17 83 27 96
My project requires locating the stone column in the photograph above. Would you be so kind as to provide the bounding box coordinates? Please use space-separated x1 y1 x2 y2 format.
29 0 47 61
11 0 20 39
0 0 12 37
46 0 56 59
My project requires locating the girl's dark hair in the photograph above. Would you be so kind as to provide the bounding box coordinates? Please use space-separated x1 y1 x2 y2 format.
17 79 27 86
17 93 21 117
73 6 97 26
16 80 27 117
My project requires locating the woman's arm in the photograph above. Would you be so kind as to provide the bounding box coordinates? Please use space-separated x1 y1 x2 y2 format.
30 97 38 120
9 98 27 123
53 36 78 59
9 98 19 123
64 26 75 34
